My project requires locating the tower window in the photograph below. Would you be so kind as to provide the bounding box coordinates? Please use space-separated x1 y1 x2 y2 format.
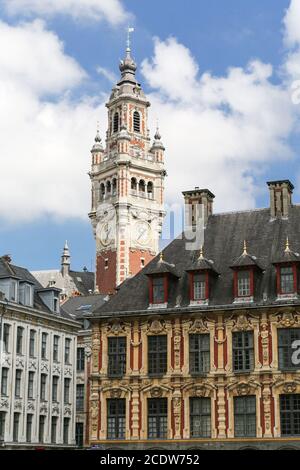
139 180 145 193
100 183 105 200
147 182 154 199
133 111 141 133
112 178 117 195
106 181 111 194
113 112 119 133
237 270 251 297
131 177 137 192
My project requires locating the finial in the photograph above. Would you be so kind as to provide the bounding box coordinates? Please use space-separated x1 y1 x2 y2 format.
95 121 101 142
199 246 204 259
243 240 248 255
285 237 290 253
159 251 164 262
126 27 134 56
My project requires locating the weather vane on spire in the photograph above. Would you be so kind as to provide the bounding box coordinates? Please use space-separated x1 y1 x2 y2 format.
126 26 135 54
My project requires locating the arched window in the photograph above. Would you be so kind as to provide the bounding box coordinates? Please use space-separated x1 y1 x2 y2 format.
112 178 117 195
106 181 111 194
131 177 137 191
100 183 105 200
139 180 145 193
113 112 119 133
133 111 141 133
147 182 154 199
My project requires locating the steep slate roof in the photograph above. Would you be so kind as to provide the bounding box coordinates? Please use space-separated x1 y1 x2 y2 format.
31 269 94 297
94 205 300 317
61 294 108 321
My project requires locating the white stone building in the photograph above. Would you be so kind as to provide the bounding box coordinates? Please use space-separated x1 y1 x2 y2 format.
0 255 79 449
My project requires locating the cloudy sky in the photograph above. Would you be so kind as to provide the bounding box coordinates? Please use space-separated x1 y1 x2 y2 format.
0 0 299 271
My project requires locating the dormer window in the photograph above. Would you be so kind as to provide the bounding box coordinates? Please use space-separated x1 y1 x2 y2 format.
144 252 180 309
231 241 261 303
280 266 295 295
19 282 33 307
186 248 218 306
192 273 207 301
152 276 166 304
273 238 300 299
237 270 251 297
0 278 18 302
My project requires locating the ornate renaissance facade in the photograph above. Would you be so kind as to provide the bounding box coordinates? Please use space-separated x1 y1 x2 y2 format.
88 35 166 295
88 180 300 450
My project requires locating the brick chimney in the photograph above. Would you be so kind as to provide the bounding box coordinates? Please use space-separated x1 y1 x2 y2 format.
182 187 215 228
267 180 294 219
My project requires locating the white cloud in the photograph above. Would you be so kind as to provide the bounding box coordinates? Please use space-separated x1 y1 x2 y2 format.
0 20 106 223
141 37 297 212
283 0 300 47
96 66 117 83
1 0 129 25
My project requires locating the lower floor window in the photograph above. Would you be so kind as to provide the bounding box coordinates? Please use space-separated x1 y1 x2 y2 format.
234 396 256 437
39 415 45 443
26 414 33 443
76 422 84 447
280 394 300 436
51 416 58 444
190 397 211 438
107 399 126 440
63 418 70 445
0 411 6 441
148 398 168 439
13 413 20 442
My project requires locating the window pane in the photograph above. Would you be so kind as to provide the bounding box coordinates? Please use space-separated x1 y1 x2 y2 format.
237 271 251 297
281 267 294 294
152 277 165 304
232 331 254 372
190 398 211 438
280 394 300 436
278 328 300 370
107 399 126 439
148 398 167 439
108 337 126 377
234 396 256 438
148 336 167 376
189 334 210 374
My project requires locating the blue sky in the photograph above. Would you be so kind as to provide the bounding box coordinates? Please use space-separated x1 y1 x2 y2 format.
0 0 299 272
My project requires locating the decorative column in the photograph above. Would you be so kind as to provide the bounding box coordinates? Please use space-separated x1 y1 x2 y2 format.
216 380 227 438
262 382 273 438
130 386 141 440
172 391 182 439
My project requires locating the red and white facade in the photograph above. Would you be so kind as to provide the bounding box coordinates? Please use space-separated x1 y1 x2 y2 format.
89 44 166 294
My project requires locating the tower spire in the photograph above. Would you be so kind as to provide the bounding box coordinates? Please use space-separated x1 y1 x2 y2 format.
126 27 134 57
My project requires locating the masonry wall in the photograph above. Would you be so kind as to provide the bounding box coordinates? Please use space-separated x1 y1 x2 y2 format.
89 306 300 449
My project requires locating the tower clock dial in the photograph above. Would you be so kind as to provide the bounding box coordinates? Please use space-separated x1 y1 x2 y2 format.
99 221 114 247
133 221 151 246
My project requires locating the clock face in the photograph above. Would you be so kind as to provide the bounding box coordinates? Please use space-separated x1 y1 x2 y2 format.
133 221 151 246
99 221 114 247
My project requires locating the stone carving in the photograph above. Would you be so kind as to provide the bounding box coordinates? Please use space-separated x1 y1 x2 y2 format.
53 365 61 375
52 405 60 415
262 387 272 436
173 327 181 371
172 396 182 437
27 402 35 412
16 357 24 368
64 406 72 416
0 399 9 409
276 311 299 327
147 319 165 334
40 404 48 414
107 320 126 336
64 367 72 377
41 362 49 373
259 320 270 366
110 388 122 399
90 398 99 434
283 382 297 394
150 387 163 398
92 331 100 372
192 386 207 398
85 346 92 358
14 400 22 410
189 318 209 334
232 314 253 332
237 383 251 396
28 360 37 370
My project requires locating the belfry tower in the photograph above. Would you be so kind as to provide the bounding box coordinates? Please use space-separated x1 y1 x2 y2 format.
89 31 166 294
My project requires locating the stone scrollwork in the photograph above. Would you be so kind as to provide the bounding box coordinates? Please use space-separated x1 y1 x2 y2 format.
147 318 166 335
231 313 256 332
188 318 210 334
107 319 127 336
283 382 297 394
0 399 9 409
150 387 163 398
273 310 300 327
110 388 122 399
